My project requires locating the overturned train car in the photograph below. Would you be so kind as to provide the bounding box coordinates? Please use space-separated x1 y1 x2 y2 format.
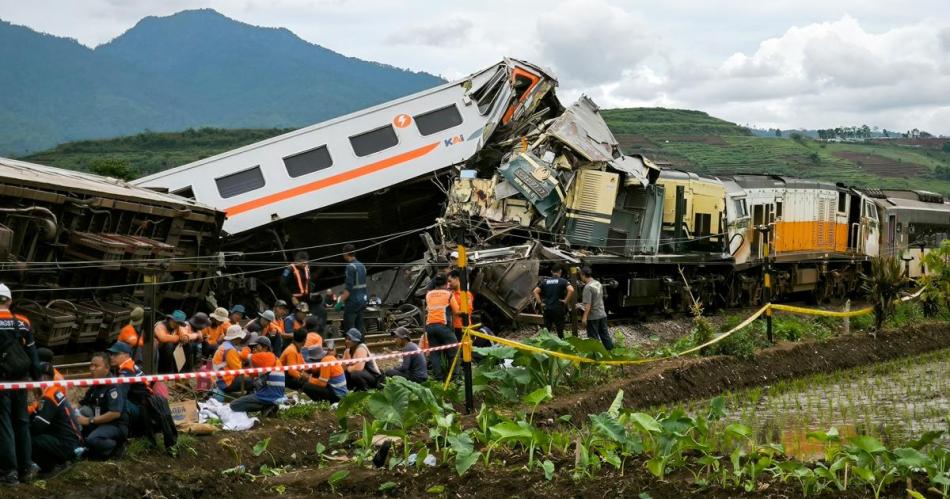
0 157 223 350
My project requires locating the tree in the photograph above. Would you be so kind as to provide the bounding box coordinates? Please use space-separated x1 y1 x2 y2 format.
943 142 950 153
88 158 136 181
774 128 782 137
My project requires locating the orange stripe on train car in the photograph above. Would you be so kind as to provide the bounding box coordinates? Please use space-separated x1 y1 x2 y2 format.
226 142 440 217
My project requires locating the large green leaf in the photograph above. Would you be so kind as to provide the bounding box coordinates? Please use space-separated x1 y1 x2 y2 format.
907 430 944 450
335 391 370 426
725 423 753 439
542 459 555 480
447 431 474 455
707 396 726 420
894 448 932 469
490 421 535 444
607 390 624 417
629 412 662 434
367 382 411 427
646 456 666 478
852 466 875 483
849 435 887 455
523 385 553 406
454 450 481 476
589 413 627 444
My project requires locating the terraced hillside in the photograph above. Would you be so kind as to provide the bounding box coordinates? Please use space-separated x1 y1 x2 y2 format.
604 108 950 195
17 108 950 194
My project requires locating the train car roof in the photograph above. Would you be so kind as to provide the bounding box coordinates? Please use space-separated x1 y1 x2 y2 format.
0 157 219 214
730 174 837 190
873 195 950 213
134 58 554 184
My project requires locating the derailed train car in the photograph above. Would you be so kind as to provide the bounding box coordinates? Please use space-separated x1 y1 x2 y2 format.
0 157 223 350
435 100 950 322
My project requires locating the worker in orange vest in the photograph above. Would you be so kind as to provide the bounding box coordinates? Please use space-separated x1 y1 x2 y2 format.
203 307 231 358
281 251 315 307
424 273 461 379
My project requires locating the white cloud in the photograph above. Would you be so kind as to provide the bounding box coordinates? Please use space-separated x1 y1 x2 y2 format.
535 0 662 86
384 18 473 47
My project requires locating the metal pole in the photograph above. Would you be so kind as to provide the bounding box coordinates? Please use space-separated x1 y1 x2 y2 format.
457 245 474 414
143 273 157 374
759 226 774 344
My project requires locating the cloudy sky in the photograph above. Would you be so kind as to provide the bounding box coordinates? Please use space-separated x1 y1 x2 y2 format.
2 0 949 134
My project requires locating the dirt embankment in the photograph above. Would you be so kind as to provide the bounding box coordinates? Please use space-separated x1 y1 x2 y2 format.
537 323 950 423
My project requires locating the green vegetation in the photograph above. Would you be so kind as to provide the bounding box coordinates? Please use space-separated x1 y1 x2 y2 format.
21 127 292 178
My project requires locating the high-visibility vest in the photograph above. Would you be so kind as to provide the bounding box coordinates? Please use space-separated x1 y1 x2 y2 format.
289 264 311 299
425 289 454 326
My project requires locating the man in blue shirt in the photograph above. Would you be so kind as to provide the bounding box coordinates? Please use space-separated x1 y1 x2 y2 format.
383 327 427 383
336 244 368 334
76 353 128 460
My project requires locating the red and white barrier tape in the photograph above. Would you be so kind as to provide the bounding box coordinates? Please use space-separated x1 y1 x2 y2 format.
0 343 461 391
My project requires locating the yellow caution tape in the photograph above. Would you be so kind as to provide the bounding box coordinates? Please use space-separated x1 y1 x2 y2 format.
440 289 924 375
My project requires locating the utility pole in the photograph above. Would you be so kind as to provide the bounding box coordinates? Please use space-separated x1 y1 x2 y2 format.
757 225 774 344
142 272 158 374
457 244 474 415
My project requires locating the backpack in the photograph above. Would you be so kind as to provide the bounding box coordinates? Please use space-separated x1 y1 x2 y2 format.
0 317 31 380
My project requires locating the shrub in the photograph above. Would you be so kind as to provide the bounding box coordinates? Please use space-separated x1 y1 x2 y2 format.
861 256 909 329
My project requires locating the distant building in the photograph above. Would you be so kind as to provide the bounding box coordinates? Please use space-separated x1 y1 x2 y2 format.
911 128 920 139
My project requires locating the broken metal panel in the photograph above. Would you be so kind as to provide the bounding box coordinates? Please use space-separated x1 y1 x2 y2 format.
498 152 562 221
564 169 620 248
610 154 661 188
546 95 620 163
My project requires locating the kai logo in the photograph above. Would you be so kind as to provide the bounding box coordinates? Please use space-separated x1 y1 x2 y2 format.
393 114 412 128
443 134 464 147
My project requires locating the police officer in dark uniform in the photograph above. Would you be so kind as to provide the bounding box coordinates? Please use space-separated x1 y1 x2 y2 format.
336 244 368 334
532 266 575 338
30 363 81 475
76 352 128 460
0 283 41 484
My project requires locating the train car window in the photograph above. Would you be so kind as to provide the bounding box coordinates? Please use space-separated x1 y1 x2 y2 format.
733 198 748 217
414 105 464 136
215 166 265 199
283 145 333 178
350 125 399 157
171 186 195 200
694 213 712 236
837 192 847 213
775 201 783 218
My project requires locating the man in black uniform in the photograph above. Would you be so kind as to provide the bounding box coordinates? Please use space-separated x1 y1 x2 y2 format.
76 352 128 460
0 282 41 484
532 266 575 339
30 363 81 475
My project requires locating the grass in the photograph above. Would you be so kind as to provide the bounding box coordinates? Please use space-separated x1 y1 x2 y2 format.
278 401 331 420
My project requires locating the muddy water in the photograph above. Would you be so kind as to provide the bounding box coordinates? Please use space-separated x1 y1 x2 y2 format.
694 349 950 460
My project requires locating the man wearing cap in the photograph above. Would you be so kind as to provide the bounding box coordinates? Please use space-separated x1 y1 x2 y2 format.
230 336 285 414
337 244 368 334
213 325 249 394
29 362 81 476
107 342 150 426
76 352 127 460
272 300 289 355
0 282 41 484
533 265 575 339
229 305 246 326
424 273 461 380
579 267 612 350
118 307 146 363
341 329 382 391
153 310 189 374
384 327 427 383
184 313 210 370
247 310 279 356
204 307 231 358
279 329 308 391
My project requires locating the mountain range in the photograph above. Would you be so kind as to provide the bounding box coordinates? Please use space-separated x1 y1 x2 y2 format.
0 9 443 155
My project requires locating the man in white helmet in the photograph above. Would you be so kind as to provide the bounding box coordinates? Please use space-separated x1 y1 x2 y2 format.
0 283 41 484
